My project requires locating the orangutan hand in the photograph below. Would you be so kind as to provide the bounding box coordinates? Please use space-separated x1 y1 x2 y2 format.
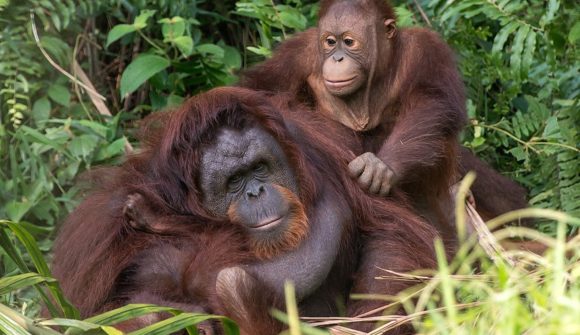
348 152 396 197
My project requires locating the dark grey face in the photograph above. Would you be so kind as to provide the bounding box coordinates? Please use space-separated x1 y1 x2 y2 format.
199 125 300 240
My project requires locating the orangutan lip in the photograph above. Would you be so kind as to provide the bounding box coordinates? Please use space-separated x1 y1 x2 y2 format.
253 216 283 230
324 76 357 89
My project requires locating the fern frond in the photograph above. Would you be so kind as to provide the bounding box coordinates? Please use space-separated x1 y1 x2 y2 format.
555 105 580 219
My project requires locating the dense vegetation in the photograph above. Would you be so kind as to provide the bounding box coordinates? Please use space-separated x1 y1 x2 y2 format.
0 0 578 334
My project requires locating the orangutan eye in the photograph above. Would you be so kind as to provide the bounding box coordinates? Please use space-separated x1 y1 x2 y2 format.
227 174 243 190
254 162 267 173
344 38 355 47
325 37 336 47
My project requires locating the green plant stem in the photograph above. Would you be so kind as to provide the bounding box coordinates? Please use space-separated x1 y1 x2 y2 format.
455 171 476 243
486 208 580 231
284 282 301 335
482 0 543 32
528 141 579 152
477 123 540 154
137 30 168 56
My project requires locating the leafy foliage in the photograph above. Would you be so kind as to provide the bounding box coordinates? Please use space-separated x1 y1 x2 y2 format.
0 0 578 333
406 211 580 335
0 0 125 230
0 219 241 334
235 0 319 56
420 0 579 231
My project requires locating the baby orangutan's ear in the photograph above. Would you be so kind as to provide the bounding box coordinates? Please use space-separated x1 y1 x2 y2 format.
384 19 397 39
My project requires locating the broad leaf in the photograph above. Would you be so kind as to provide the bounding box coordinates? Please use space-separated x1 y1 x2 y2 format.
47 84 70 107
106 24 137 47
134 10 156 29
173 36 194 56
120 55 170 98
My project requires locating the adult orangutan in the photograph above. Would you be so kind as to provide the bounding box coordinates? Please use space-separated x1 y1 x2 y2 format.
52 87 439 334
240 0 530 236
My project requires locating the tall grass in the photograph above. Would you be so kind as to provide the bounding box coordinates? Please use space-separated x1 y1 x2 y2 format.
2 208 579 334
303 210 580 334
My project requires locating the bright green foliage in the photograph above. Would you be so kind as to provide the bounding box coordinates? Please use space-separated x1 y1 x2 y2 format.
235 0 319 56
422 0 579 231
0 220 240 334
0 0 125 232
304 209 580 334
405 211 580 335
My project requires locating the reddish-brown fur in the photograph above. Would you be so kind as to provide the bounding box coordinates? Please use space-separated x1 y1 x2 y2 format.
240 0 530 235
52 87 439 334
228 184 309 260
457 146 530 224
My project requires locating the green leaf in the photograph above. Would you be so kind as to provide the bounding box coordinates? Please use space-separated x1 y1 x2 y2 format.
20 126 67 151
470 137 485 148
103 326 124 335
120 55 170 98
0 221 79 319
40 36 71 64
440 1 479 23
277 6 307 30
84 304 175 326
1 222 51 283
508 146 527 161
39 319 123 335
51 12 62 31
394 5 414 28
160 16 186 40
223 46 242 70
57 160 80 181
167 94 184 107
0 309 29 335
540 0 560 28
55 1 70 29
32 97 51 122
196 43 224 58
466 99 476 119
95 138 127 161
5 201 32 222
569 21 580 44
47 84 70 107
106 24 137 48
172 36 194 56
0 273 56 295
69 134 98 159
492 21 520 54
134 9 156 29
0 226 29 272
128 313 236 335
76 119 109 138
542 116 561 139
0 304 61 335
522 30 537 74
40 318 105 332
247 46 271 57
510 25 530 76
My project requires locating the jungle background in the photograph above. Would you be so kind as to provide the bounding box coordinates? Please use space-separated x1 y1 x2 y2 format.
0 0 578 334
